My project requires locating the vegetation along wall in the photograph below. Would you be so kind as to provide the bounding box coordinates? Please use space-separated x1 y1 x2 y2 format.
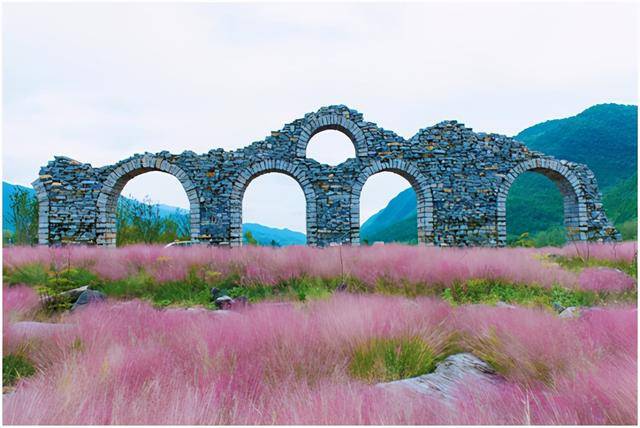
33 105 620 247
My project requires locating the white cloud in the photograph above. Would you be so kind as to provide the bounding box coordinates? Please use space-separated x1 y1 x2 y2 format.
3 2 637 228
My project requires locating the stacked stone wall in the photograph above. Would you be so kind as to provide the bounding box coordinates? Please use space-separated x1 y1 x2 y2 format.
33 105 620 247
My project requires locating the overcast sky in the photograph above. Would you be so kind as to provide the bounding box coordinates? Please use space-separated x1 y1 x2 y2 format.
3 2 637 232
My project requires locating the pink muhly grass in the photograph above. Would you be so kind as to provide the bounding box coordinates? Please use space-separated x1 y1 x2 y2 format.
3 295 636 425
452 304 637 386
453 353 637 425
3 285 40 319
4 244 582 288
551 241 637 263
578 267 637 292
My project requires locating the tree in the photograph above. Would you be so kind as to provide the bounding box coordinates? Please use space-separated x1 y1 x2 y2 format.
8 188 39 245
244 230 258 245
116 196 190 246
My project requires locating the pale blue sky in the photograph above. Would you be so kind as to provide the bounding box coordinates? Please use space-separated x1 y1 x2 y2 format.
3 2 637 232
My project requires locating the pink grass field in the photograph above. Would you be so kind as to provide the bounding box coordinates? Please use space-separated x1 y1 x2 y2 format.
2 243 637 424
2 241 637 290
2 292 636 425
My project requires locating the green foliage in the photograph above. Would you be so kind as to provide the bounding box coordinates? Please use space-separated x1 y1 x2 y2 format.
442 279 598 308
6 187 38 245
349 336 439 383
6 261 635 310
3 354 36 387
4 263 49 286
508 232 535 248
603 174 637 225
116 196 190 246
516 104 637 189
244 230 258 245
4 265 100 313
617 219 638 241
91 272 339 308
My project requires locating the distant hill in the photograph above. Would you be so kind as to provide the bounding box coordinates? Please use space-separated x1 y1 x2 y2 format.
515 104 637 189
361 104 638 245
242 223 306 246
360 188 417 244
2 181 306 246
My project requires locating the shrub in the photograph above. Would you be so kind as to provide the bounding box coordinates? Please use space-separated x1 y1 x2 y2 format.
349 336 440 383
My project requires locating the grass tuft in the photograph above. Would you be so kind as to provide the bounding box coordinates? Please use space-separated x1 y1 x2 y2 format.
3 354 36 387
349 336 440 383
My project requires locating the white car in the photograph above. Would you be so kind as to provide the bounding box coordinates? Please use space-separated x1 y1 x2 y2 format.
163 240 200 248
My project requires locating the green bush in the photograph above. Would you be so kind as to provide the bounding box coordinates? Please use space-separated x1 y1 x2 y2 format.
349 336 439 383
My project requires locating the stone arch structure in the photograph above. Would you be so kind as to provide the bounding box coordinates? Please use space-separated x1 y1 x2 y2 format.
496 159 588 246
296 113 368 158
33 105 619 247
228 160 318 246
350 159 434 244
95 155 201 247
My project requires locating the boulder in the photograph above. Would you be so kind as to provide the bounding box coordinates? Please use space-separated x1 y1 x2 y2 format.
495 301 516 309
552 302 566 313
214 295 249 310
40 285 89 305
377 353 502 403
232 296 249 307
559 306 580 318
215 295 233 309
71 289 106 311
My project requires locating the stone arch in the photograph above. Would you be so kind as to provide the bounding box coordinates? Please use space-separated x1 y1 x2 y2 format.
350 159 434 245
95 155 201 246
229 160 317 246
497 159 588 245
31 178 50 245
296 113 368 159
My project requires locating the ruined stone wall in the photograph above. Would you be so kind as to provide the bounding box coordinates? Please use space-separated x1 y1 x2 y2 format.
33 105 620 247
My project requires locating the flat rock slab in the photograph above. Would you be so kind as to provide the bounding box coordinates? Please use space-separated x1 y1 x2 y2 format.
377 353 502 403
10 321 75 340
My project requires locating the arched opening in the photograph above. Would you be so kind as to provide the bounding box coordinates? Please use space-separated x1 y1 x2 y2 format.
350 161 433 246
96 157 201 247
498 162 587 247
305 130 356 165
359 172 417 244
240 173 307 246
116 171 191 246
506 172 566 246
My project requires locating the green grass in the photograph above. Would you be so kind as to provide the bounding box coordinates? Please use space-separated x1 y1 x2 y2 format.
442 279 600 308
94 270 339 308
3 354 36 387
349 336 442 383
4 265 101 313
5 262 636 311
